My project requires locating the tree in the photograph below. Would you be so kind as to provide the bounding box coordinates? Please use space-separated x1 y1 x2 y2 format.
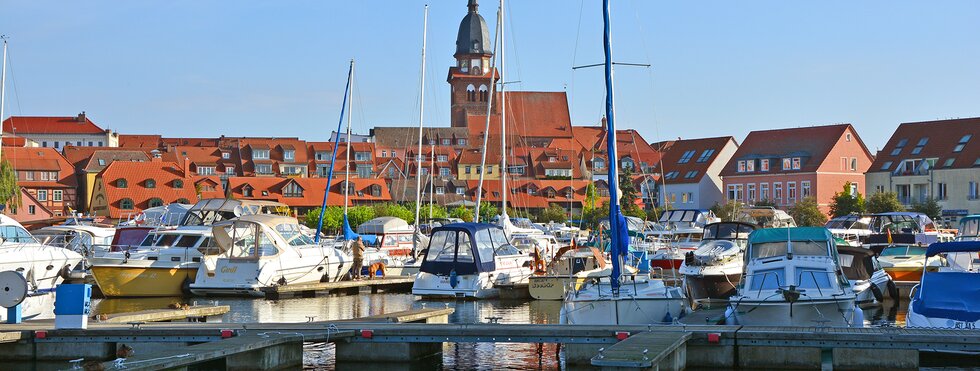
373 203 414 224
537 204 568 223
788 196 828 226
618 167 643 217
0 161 19 211
829 182 865 218
449 205 474 222
710 200 742 222
583 182 598 214
477 201 498 223
910 198 943 221
304 206 343 233
582 201 610 231
866 192 905 214
346 206 376 229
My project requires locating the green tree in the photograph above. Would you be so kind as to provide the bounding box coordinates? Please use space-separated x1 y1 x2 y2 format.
866 192 905 214
583 183 598 213
710 200 742 222
477 201 498 223
373 203 414 224
0 161 19 211
304 206 343 233
582 201 610 231
618 167 643 217
537 204 568 223
788 196 828 226
449 205 474 222
829 182 865 218
346 206 376 229
910 198 943 221
424 204 449 220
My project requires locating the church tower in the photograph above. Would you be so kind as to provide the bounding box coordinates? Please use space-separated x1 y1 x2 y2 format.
448 0 497 128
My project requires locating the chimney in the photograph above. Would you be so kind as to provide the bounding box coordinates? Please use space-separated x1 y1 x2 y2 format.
184 156 191 176
77 111 86 122
150 149 162 162
600 116 607 131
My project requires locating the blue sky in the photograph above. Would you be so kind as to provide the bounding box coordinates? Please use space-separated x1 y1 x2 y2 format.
1 0 978 151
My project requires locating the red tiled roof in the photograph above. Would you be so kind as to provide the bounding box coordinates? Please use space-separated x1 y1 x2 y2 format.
463 179 608 210
3 115 105 135
573 126 663 168
720 124 867 177
2 136 26 147
118 135 162 148
96 160 198 218
651 136 736 184
869 117 980 172
4 147 76 187
466 91 573 140
457 149 501 165
227 177 391 207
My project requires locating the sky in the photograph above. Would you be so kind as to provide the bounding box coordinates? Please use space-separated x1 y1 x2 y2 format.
1 0 978 152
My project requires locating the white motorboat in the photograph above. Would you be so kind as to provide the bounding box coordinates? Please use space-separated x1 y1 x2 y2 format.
865 212 955 254
825 214 872 247
32 221 116 258
678 222 756 305
412 223 533 299
907 241 980 329
190 214 351 297
836 244 896 304
728 227 862 327
0 214 84 321
648 209 718 271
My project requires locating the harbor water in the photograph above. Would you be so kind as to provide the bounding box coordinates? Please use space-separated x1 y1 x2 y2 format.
90 293 911 370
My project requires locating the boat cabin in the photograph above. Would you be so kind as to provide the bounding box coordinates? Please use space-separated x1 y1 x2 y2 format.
957 215 980 241
420 223 521 275
357 217 417 257
658 209 717 231
211 215 314 260
736 207 797 228
181 199 288 227
742 227 845 295
836 245 878 282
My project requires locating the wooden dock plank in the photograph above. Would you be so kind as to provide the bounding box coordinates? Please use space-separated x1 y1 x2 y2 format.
337 308 454 323
592 331 691 368
261 276 415 299
102 305 230 323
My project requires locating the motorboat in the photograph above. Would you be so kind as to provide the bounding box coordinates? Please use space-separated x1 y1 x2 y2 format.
529 244 607 300
907 241 980 329
412 223 533 299
727 227 862 327
560 264 687 325
118 202 193 227
836 244 896 304
877 244 943 282
825 214 872 247
943 215 980 272
865 212 955 254
678 222 756 305
956 215 980 242
190 214 351 297
511 233 563 263
0 214 84 321
32 219 116 258
648 209 718 270
735 206 796 229
357 217 423 259
89 198 287 297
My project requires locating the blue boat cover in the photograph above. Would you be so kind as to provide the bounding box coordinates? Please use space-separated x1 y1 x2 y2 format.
343 214 377 245
925 240 980 257
748 227 832 244
912 271 980 322
419 223 499 276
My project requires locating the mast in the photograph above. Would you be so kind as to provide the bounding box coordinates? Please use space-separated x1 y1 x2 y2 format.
499 0 507 221
429 142 435 218
412 5 429 254
473 4 502 223
602 0 624 294
343 62 355 216
0 36 7 160
313 60 353 243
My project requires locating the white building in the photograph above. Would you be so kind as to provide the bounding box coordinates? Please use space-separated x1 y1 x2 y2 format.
653 136 739 210
2 112 118 149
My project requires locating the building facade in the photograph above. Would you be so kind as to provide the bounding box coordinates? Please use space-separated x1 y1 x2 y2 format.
3 113 118 149
654 136 739 210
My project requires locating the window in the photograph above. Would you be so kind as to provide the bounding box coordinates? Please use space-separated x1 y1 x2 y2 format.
253 149 270 159
792 157 801 170
548 157 557 163
593 159 605 170
760 183 770 200
435 155 448 162
465 166 471 174
357 166 371 179
466 84 476 101
850 158 857 171
148 198 164 208
316 151 330 161
171 179 184 189
850 182 859 197
937 183 948 200
256 164 273 174
801 181 811 198
664 171 679 180
747 184 757 201
911 137 929 155
737 160 746 172
98 142 103 146
881 161 892 171
222 152 230 159
436 186 445 195
120 198 134 210
283 182 303 197
40 171 49 181
970 181 979 200
371 185 381 197
774 182 783 203
53 190 63 202
845 133 852 142
42 141 47 147
788 182 797 201
28 205 35 215
457 139 466 146
441 138 451 146
727 184 743 201
684 170 698 179
678 150 696 164
439 168 450 177
88 142 93 146
54 142 60 149
890 148 902 156
243 186 253 197
284 150 295 161
621 158 634 170
391 151 397 158
943 158 954 168
198 166 215 175
145 179 156 188
456 187 465 195
76 141 82 146
116 179 128 188
760 159 769 172
487 166 492 174
226 166 235 174
380 150 386 158
746 160 755 172
354 152 370 162
954 135 971 152
24 171 33 181
696 150 715 163
37 190 48 202
782 158 792 170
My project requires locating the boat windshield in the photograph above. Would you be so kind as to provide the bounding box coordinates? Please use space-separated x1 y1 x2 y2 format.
182 209 238 226
704 223 754 240
880 245 927 257
960 218 980 237
490 228 520 256
750 241 829 259
826 217 870 230
1 225 37 243
225 222 278 258
425 230 475 263
275 223 314 246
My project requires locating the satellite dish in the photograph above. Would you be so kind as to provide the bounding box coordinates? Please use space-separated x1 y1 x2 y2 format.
0 271 27 308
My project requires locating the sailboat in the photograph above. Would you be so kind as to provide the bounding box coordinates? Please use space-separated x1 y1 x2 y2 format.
0 37 85 320
559 1 687 325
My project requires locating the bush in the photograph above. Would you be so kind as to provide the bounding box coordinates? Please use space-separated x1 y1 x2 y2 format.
866 192 904 214
710 201 742 222
910 198 943 221
373 203 414 224
829 182 865 218
788 197 828 226
449 205 474 222
537 205 568 223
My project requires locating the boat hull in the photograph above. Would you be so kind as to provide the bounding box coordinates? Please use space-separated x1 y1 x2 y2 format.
529 276 570 300
683 273 740 304
561 291 687 325
412 271 497 299
91 264 197 297
728 298 862 327
884 267 931 282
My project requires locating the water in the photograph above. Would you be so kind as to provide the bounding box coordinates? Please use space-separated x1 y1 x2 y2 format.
89 293 912 370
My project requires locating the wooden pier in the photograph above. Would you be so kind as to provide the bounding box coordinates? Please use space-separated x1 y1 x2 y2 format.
260 276 415 299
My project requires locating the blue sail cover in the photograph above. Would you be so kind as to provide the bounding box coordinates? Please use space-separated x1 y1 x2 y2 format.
343 214 377 245
912 271 980 322
925 240 980 257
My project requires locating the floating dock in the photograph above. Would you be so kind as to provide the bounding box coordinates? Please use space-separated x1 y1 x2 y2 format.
260 276 415 299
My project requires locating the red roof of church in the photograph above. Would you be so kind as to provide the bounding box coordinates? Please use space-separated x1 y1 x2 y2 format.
466 91 573 140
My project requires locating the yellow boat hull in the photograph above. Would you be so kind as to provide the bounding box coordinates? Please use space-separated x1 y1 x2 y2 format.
91 265 197 297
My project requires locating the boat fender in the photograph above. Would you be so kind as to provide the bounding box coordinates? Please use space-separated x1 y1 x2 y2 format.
277 276 287 286
852 306 865 327
449 269 458 289
181 277 192 294
869 284 884 303
59 265 72 280
886 280 899 300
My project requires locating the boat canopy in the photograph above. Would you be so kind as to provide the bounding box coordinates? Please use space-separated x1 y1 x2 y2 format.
746 227 834 259
658 209 714 229
736 207 796 228
925 240 980 257
182 199 287 227
211 214 309 258
959 215 980 238
869 212 936 233
419 223 519 276
825 214 871 231
836 245 876 281
703 222 756 240
912 272 980 322
356 217 411 235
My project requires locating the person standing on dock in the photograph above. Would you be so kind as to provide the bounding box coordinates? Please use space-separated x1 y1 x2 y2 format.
352 236 365 280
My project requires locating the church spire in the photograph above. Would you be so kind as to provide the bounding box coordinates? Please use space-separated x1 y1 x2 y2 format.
468 0 479 13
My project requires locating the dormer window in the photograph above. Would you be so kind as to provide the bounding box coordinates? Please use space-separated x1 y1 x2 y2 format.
116 179 128 188
441 139 451 146
746 160 755 172
548 157 557 163
145 179 156 188
792 157 801 170
737 161 746 173
253 149 270 160
283 182 303 197
243 185 253 197
678 150 696 164
760 159 770 171
284 150 295 161
222 152 230 159
173 180 184 189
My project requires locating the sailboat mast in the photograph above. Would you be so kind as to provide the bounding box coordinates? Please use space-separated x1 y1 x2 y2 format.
429 142 434 218
473 5 502 223
499 0 507 218
413 5 429 239
313 60 353 243
602 0 623 293
0 36 7 160
343 62 355 216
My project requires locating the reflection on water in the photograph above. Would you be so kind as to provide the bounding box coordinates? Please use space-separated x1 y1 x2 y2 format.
89 294 913 370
